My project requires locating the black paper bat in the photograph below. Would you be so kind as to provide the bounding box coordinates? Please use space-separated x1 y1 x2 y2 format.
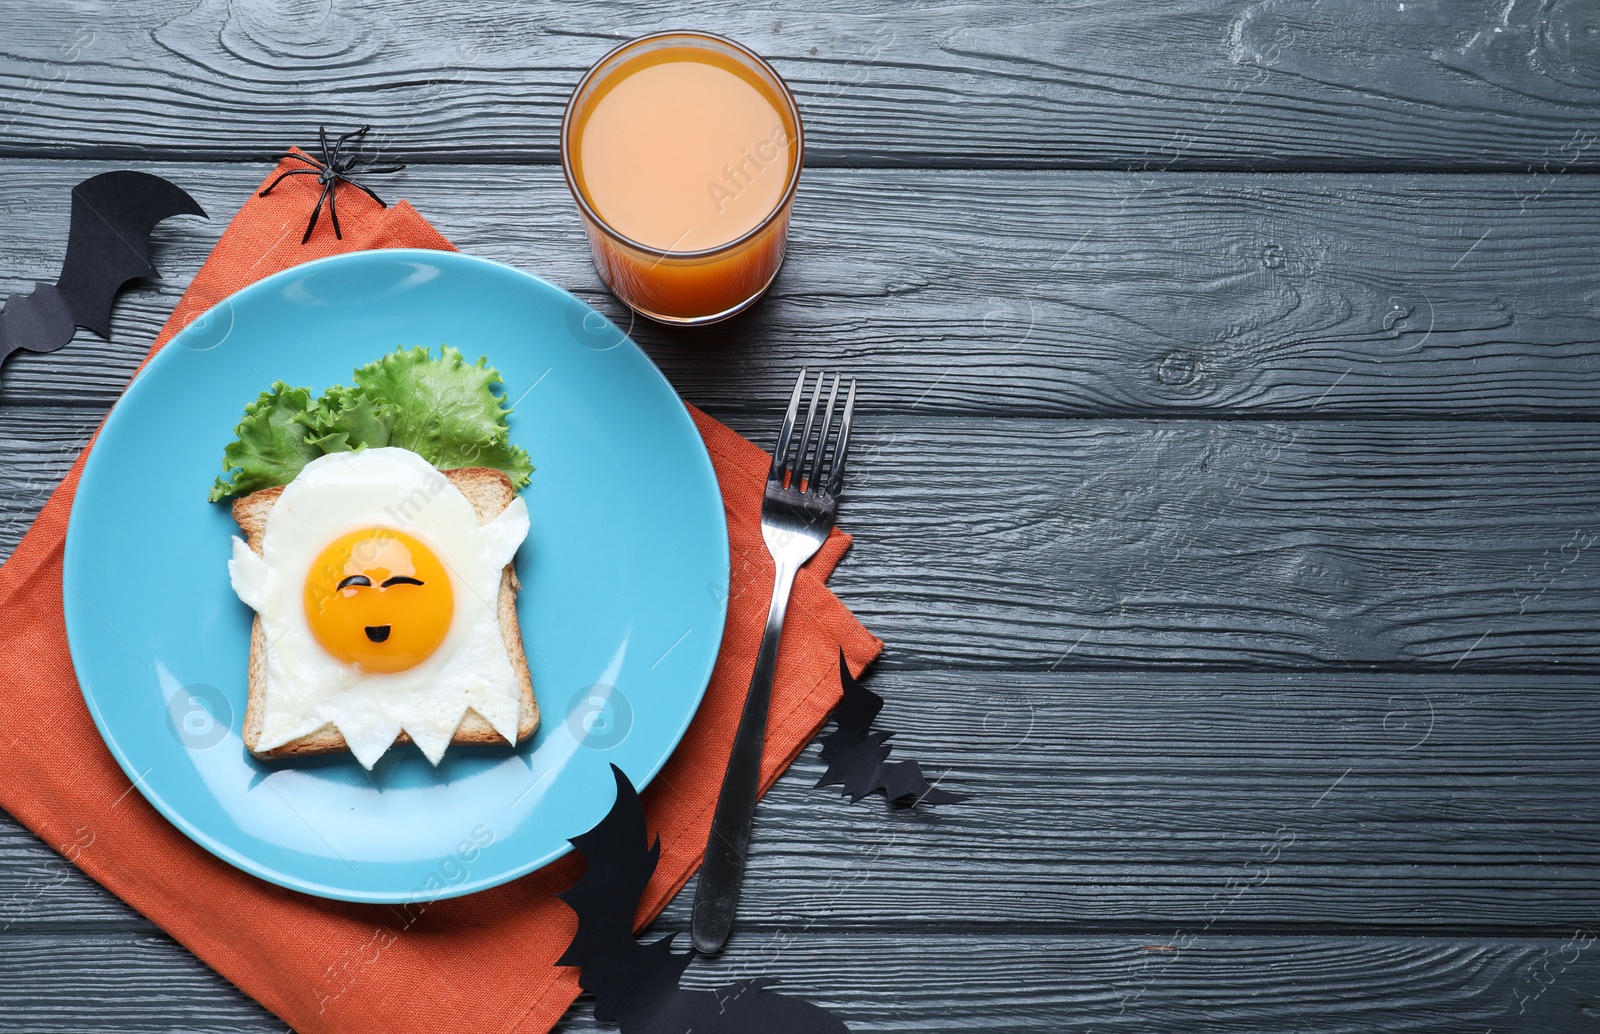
558 765 850 1034
817 650 966 806
0 171 205 370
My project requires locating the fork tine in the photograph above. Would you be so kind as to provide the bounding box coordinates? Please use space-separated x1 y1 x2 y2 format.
805 373 841 493
790 371 824 488
769 369 807 482
826 379 857 496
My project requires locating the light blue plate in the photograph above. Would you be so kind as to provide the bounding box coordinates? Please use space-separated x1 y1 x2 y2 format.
64 250 728 903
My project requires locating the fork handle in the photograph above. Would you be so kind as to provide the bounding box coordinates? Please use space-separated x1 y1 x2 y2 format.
691 558 800 954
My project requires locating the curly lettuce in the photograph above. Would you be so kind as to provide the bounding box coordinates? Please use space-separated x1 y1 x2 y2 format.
298 382 396 455
353 346 531 480
208 346 532 502
208 383 320 502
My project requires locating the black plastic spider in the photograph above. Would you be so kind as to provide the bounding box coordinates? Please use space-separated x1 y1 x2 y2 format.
258 125 404 243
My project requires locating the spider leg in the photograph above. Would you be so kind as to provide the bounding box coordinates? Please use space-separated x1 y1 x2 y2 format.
301 181 333 243
258 166 323 196
319 125 334 165
279 151 323 170
346 180 391 208
335 125 371 151
327 179 344 240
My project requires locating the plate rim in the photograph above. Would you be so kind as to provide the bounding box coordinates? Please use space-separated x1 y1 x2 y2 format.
62 248 729 902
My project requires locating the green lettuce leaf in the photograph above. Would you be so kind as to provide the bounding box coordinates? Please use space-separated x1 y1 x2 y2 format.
207 383 320 502
207 346 532 501
297 383 397 454
452 433 534 489
350 346 532 486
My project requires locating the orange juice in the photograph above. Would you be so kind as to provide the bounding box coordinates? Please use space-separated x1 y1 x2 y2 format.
562 33 804 324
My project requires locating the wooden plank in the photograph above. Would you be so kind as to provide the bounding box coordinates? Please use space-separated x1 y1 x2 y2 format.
812 417 1600 671
4 671 1598 932
0 934 275 1033
6 160 1600 418
1 928 1597 1032
6 407 1599 671
3 0 1600 170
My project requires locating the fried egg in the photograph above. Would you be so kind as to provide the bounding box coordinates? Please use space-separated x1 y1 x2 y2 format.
228 447 530 768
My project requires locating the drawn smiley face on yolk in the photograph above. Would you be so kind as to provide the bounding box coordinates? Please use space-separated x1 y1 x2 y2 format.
303 528 454 673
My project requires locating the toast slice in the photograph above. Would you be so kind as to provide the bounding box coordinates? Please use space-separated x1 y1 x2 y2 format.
233 466 538 760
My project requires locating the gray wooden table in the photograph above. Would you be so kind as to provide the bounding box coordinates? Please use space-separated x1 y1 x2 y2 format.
5 1 1600 1030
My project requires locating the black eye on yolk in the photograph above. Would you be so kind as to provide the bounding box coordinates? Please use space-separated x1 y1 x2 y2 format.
336 574 426 592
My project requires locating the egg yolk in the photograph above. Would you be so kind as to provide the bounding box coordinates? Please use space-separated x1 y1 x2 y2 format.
303 528 454 673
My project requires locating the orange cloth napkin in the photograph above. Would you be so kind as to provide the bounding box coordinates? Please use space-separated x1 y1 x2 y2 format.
0 155 881 1033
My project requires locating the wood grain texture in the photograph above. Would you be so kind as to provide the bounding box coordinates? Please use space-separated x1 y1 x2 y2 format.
4 672 1598 933
806 417 1600 671
7 160 1600 418
2 929 1598 1033
5 407 1597 671
4 0 1600 170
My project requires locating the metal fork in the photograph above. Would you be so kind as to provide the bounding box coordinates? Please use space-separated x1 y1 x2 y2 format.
691 369 857 954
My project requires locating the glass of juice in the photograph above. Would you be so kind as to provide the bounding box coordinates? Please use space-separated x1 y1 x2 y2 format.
561 32 804 325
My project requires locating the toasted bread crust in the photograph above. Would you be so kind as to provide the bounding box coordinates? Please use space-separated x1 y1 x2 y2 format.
235 467 537 760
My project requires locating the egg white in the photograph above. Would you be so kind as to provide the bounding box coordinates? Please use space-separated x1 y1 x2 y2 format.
228 447 530 768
